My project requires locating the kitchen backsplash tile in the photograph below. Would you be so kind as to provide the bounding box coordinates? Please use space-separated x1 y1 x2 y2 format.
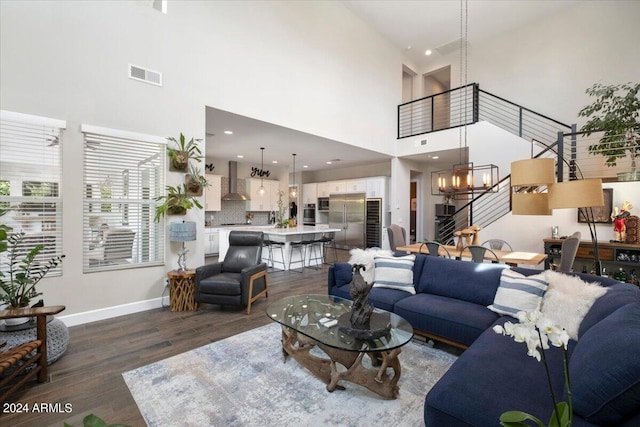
206 177 269 226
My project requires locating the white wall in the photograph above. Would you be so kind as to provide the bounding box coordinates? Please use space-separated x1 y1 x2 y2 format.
0 0 405 319
417 1 640 127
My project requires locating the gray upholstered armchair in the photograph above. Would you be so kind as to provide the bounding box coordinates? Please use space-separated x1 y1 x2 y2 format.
195 230 268 314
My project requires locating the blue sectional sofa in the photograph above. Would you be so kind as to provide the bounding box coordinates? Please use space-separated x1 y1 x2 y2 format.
328 254 640 426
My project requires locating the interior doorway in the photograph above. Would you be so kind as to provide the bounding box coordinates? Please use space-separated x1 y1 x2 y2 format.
409 181 417 243
423 66 451 131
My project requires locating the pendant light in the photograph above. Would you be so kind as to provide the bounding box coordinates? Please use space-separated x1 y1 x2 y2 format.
257 147 266 196
289 153 298 198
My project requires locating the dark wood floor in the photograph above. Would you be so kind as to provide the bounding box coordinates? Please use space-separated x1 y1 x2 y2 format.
2 251 353 427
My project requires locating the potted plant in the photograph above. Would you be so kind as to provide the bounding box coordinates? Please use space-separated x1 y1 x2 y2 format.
167 133 203 172
274 190 289 228
0 227 65 325
184 165 210 197
154 184 203 222
578 82 640 181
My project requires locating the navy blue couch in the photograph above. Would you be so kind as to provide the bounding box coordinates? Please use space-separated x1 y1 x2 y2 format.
328 254 640 426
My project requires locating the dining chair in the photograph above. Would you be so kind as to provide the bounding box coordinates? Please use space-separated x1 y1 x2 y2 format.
387 224 407 251
482 239 513 251
551 231 581 272
420 241 451 258
463 245 500 263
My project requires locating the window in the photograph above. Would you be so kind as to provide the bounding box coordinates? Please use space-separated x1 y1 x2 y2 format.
81 125 166 272
0 110 65 275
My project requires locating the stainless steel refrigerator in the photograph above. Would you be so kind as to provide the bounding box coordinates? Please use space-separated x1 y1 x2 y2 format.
329 193 365 249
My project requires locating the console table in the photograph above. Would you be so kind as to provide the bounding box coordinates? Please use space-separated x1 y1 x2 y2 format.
543 239 640 277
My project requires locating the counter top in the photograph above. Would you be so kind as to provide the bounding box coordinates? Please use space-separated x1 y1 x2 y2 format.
219 225 339 235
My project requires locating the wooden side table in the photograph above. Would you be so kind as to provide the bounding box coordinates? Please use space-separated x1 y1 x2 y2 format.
167 269 197 311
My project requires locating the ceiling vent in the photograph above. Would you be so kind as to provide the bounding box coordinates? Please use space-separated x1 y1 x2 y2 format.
128 64 162 86
435 38 470 56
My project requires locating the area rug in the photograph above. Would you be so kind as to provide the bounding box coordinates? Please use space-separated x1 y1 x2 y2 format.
123 323 457 426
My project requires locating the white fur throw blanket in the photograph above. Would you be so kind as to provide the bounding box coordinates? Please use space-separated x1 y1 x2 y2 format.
348 248 394 284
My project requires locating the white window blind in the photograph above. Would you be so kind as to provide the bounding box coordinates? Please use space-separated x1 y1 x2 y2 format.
81 125 166 272
0 110 66 276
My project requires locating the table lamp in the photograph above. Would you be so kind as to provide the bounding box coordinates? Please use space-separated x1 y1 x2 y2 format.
169 221 196 271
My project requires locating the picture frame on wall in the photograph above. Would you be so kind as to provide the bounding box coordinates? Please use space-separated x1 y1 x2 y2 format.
578 188 613 223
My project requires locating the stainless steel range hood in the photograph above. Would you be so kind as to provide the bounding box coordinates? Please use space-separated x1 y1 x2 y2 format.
221 161 250 201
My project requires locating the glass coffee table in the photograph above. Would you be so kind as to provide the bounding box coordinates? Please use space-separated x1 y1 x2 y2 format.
266 294 413 399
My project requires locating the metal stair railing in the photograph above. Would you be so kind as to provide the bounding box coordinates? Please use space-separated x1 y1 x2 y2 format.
398 83 574 239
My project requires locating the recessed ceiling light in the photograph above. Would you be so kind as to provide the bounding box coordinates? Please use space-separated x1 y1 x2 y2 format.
326 161 332 165
236 154 244 158
425 49 432 56
272 160 278 164
303 165 308 168
432 155 439 159
224 130 233 135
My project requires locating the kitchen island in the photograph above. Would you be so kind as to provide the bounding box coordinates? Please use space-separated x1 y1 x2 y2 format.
218 225 341 270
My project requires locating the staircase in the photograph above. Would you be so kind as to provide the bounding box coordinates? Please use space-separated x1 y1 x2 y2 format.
398 83 573 243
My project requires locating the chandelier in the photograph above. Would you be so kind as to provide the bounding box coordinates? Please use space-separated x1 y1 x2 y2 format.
430 0 498 199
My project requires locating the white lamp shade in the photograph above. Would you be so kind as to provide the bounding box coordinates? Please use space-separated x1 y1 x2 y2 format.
512 192 551 215
169 221 197 242
548 179 604 209
510 158 555 186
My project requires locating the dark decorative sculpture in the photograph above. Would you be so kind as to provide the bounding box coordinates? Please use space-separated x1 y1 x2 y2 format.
338 264 391 340
349 264 374 330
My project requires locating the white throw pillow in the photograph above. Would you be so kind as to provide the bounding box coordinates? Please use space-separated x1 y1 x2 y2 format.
372 254 416 294
348 248 393 284
541 270 608 340
488 269 548 316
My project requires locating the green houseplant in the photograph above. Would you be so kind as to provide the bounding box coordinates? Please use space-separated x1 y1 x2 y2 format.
167 133 203 172
578 82 640 181
154 184 203 222
184 165 210 197
0 228 65 311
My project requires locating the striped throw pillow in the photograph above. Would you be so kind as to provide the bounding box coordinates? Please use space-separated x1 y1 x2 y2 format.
372 255 416 294
488 269 548 316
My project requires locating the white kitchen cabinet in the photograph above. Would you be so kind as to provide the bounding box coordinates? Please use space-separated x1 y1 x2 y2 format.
330 181 347 194
246 178 280 211
204 228 220 255
205 174 222 211
316 182 331 198
344 179 366 193
302 183 317 204
366 176 387 199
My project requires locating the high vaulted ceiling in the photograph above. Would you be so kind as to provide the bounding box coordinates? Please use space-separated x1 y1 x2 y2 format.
343 0 580 68
206 1 581 172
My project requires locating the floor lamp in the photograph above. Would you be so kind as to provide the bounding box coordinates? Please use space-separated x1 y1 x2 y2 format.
169 221 197 271
511 152 605 275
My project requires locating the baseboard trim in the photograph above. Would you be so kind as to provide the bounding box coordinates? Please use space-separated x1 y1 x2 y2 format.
59 296 168 327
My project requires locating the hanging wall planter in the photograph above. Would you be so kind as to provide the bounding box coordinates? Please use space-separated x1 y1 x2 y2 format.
185 165 209 197
167 133 203 172
154 184 203 222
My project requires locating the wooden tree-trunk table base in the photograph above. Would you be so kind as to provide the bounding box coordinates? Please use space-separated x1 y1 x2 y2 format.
279 326 402 399
167 270 197 312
